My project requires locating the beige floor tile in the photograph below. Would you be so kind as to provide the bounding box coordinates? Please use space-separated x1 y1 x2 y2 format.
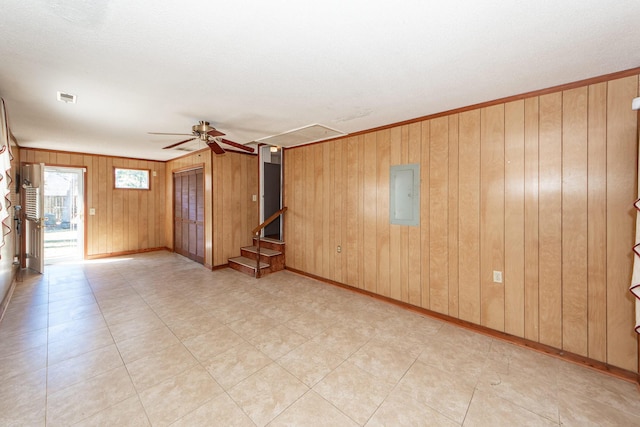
209 300 258 324
558 386 640 426
464 388 558 426
48 326 115 365
100 304 159 327
285 311 336 339
0 344 47 382
396 360 476 424
126 343 198 391
487 340 561 381
204 341 273 390
229 363 309 426
558 362 640 416
47 343 124 393
47 285 93 303
48 301 102 327
46 365 136 426
182 324 247 362
314 361 395 425
277 340 345 387
74 395 151 426
0 327 48 358
47 313 108 343
348 337 421 383
269 390 358 427
227 311 281 340
171 393 255 427
107 313 167 342
249 324 307 359
366 388 459 427
0 309 49 337
307 324 370 359
48 294 97 315
0 368 46 426
139 365 224 426
115 325 180 364
476 361 559 422
165 311 225 341
2 252 639 426
434 323 493 354
418 339 488 382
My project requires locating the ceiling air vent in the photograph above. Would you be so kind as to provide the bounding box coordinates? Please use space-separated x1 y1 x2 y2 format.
257 124 346 148
57 91 77 104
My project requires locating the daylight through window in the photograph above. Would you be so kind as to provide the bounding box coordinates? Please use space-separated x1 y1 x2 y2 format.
114 168 150 189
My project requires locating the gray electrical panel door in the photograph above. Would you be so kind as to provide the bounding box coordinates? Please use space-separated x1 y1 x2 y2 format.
390 163 420 226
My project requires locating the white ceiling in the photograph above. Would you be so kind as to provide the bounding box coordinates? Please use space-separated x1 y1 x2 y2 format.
1 1 639 161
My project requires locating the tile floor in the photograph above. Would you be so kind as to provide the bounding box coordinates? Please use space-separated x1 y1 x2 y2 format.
1 251 640 426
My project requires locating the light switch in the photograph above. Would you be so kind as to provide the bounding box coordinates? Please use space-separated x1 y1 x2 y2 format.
252 195 257 202
89 208 96 215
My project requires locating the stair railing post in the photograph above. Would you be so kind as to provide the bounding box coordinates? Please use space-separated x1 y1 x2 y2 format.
255 231 261 279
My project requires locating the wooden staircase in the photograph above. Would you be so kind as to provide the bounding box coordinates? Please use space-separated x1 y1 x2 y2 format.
228 237 285 277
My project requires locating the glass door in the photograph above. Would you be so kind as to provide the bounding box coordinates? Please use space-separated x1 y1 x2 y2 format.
43 166 84 263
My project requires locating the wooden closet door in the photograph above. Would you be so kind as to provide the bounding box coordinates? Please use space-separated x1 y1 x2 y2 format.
174 168 204 264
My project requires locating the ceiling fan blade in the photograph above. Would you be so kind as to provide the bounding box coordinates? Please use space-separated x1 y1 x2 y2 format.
163 138 196 149
219 138 255 153
149 132 193 136
207 129 225 137
206 140 226 155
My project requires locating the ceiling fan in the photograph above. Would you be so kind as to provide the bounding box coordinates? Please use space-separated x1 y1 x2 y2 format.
149 121 255 155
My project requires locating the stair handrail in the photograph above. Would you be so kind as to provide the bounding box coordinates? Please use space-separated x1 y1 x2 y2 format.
253 206 287 278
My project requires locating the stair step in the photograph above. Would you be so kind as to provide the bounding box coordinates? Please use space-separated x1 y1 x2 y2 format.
241 246 282 256
258 237 285 244
228 256 269 270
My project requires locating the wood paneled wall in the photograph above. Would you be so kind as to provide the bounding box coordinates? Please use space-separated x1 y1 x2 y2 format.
284 74 640 372
21 148 166 257
166 149 258 268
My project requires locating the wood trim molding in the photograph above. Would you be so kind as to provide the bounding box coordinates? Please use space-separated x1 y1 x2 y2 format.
0 268 19 324
85 247 170 260
19 147 169 164
285 266 640 384
285 66 640 151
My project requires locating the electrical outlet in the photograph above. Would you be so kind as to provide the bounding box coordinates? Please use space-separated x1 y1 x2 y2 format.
493 270 503 283
337 245 342 253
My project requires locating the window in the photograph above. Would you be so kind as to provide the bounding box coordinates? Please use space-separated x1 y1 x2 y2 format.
114 167 150 189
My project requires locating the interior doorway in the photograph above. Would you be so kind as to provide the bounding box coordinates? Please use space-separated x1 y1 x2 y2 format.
260 145 282 240
43 166 85 264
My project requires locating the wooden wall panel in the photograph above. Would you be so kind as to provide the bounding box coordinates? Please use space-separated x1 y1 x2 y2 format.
524 97 540 341
376 130 391 298
505 100 525 337
323 142 334 281
345 137 360 288
407 124 422 305
389 127 403 301
429 117 449 314
480 104 505 331
538 92 563 349
587 82 608 361
282 72 640 373
448 114 459 317
363 132 377 294
420 121 431 309
21 148 165 258
457 110 481 324
562 87 589 356
606 76 638 372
